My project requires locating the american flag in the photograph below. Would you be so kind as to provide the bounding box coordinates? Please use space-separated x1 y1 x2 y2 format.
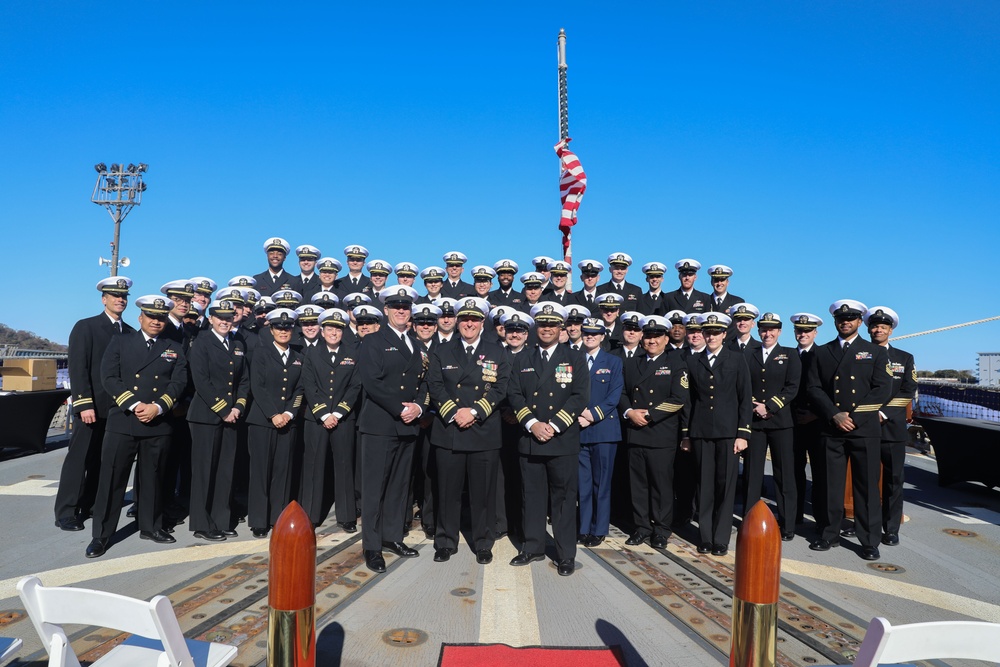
555 138 587 252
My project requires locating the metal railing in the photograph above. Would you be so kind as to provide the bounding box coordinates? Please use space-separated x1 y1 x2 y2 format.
0 346 67 360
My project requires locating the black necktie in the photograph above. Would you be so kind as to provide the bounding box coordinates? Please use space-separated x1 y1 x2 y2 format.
587 356 594 370
740 342 746 351
708 354 716 367
843 341 851 352
302 278 309 287
223 337 230 351
541 349 550 369
146 338 154 350
352 277 358 286
281 351 288 365
615 283 623 293
626 350 633 358
586 294 594 305
115 321 122 333
466 345 474 361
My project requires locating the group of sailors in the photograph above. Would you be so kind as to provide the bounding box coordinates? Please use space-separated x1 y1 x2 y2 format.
55 238 916 568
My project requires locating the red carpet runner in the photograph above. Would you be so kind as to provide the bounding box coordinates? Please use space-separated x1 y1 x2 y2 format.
438 643 626 666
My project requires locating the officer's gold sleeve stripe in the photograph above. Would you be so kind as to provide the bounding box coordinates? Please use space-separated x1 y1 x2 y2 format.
655 403 683 413
681 427 690 434
212 399 228 413
855 404 880 412
887 398 912 407
115 391 134 406
235 398 247 408
160 394 175 410
770 397 784 409
556 410 573 428
738 427 752 435
475 399 493 417
74 397 94 406
593 406 604 421
440 400 457 413
516 407 532 421
337 401 352 413
312 403 328 415
293 396 303 409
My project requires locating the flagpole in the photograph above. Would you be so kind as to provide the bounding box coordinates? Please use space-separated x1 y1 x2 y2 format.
557 28 573 292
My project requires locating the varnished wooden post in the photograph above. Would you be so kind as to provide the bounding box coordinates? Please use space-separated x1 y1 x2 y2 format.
730 500 781 667
267 501 316 667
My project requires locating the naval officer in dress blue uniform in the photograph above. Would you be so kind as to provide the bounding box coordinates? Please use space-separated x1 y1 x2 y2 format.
507 302 590 576
253 237 297 297
56 276 134 532
805 300 892 561
864 306 916 547
86 295 189 558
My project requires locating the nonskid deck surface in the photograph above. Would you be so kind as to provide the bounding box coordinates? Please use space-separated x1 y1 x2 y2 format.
1 443 998 666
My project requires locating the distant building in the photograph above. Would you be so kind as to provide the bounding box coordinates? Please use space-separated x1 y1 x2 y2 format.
977 352 1000 386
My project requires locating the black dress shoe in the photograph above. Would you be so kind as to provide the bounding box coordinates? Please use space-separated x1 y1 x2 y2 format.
697 543 712 554
433 547 457 562
510 552 545 566
339 522 357 533
238 515 246 523
650 534 669 549
840 527 856 537
584 535 605 547
55 517 85 532
577 533 589 544
809 539 834 551
85 538 108 558
495 530 508 539
222 529 238 537
126 504 137 518
476 549 493 565
781 531 795 542
140 529 176 544
365 550 387 573
162 525 175 534
251 527 269 538
881 532 899 546
413 509 422 521
860 546 881 561
75 508 94 520
624 532 648 546
711 545 728 556
382 541 418 558
193 530 226 542
556 559 575 576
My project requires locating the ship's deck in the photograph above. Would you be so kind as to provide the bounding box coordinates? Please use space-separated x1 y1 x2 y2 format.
1 437 998 666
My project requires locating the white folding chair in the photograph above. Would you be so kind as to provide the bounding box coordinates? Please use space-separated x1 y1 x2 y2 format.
17 576 238 667
853 616 1000 666
0 637 23 664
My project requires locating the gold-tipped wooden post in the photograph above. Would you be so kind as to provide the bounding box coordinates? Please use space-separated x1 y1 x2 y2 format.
267 501 316 667
730 500 781 667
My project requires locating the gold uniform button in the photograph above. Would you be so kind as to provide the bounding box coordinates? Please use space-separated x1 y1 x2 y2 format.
135 374 140 378
133 386 138 391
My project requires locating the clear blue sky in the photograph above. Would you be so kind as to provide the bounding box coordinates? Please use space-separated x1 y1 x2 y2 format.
2 3 998 371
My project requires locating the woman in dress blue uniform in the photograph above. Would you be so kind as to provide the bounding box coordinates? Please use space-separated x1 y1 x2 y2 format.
245 307 304 538
300 308 362 529
681 312 753 557
576 318 624 548
186 298 249 541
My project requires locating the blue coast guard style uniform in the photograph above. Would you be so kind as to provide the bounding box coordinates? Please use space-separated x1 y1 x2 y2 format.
577 318 624 547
